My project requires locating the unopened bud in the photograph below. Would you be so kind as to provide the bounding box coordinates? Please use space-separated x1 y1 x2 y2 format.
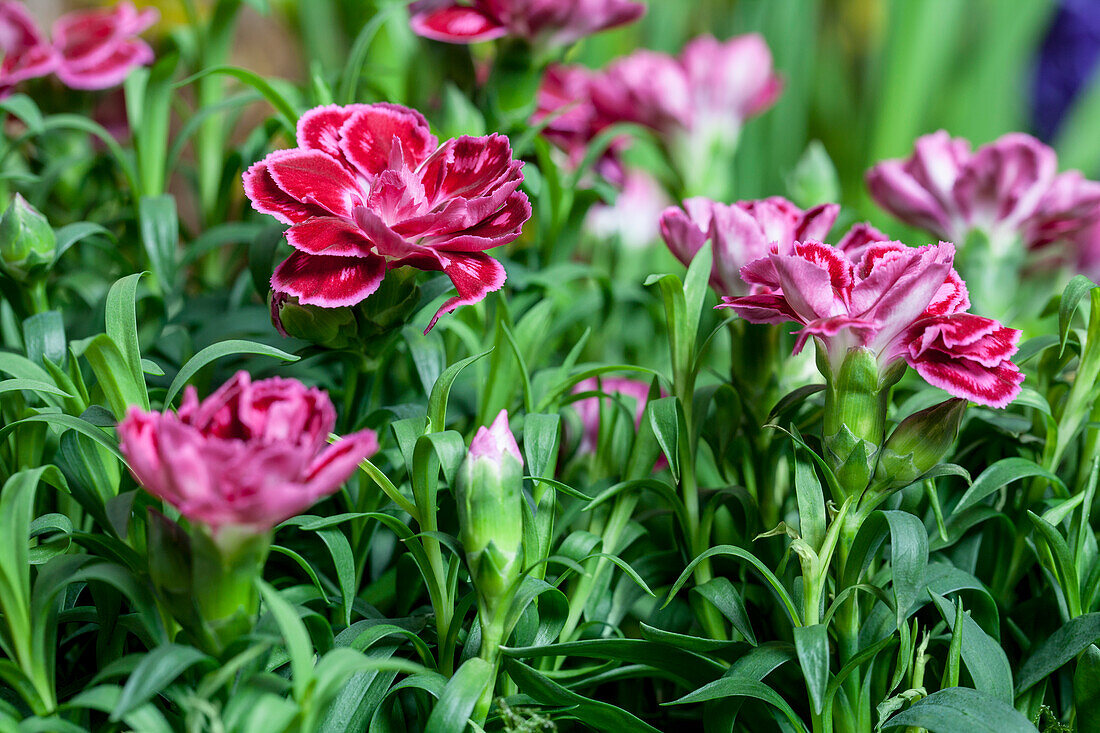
270 291 359 349
457 410 524 605
0 195 55 282
787 140 840 209
874 398 967 491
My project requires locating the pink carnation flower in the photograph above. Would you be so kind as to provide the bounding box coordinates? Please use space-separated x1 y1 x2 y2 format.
243 103 531 331
409 0 645 47
118 372 378 535
52 1 158 90
660 196 841 297
720 240 1023 408
0 1 57 98
589 34 781 140
867 130 1100 275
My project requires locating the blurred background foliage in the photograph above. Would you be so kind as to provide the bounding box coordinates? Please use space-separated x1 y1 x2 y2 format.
33 0 1100 234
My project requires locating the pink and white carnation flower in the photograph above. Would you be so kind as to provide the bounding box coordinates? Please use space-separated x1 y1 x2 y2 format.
720 239 1023 408
409 0 645 47
118 371 378 535
244 103 532 331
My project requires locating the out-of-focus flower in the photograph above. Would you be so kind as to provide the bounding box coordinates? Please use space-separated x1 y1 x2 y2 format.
409 0 645 47
0 1 57 98
52 2 158 90
118 371 378 535
867 131 1058 244
572 376 662 456
546 33 781 195
243 103 531 331
867 130 1100 302
721 240 1023 408
532 64 625 184
585 170 669 249
1032 0 1100 141
659 196 840 296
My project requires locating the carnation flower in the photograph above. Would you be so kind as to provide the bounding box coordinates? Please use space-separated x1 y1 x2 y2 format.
409 0 645 47
0 1 56 98
244 103 532 331
52 1 158 90
721 240 1023 408
118 372 378 534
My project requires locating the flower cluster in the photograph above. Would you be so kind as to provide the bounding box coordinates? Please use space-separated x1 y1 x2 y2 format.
243 103 532 331
866 130 1100 277
721 238 1023 408
0 1 157 97
118 372 378 535
409 0 645 47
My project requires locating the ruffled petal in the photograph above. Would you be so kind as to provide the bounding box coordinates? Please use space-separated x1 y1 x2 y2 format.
419 134 521 205
271 250 386 307
339 105 438 177
427 251 507 331
243 153 333 225
285 217 374 257
907 352 1023 409
266 149 366 219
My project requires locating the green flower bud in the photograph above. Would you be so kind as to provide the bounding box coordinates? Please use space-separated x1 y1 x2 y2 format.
457 410 525 607
0 195 56 282
270 292 359 350
874 398 967 491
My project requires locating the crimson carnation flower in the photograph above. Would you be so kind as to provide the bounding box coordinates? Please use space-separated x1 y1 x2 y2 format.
52 1 158 90
243 103 532 331
409 0 645 47
721 240 1023 408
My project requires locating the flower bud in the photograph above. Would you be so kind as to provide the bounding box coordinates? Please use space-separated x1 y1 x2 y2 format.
0 195 55 282
874 398 967 491
457 410 525 606
270 291 359 349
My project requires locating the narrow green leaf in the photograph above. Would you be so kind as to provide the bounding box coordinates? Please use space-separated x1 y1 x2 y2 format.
423 657 493 733
256 580 315 701
954 458 1065 514
793 624 829 714
1016 612 1100 694
164 340 299 407
111 645 210 721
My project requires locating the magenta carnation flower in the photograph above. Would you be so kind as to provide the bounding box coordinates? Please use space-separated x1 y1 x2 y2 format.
409 0 645 47
52 1 158 90
0 1 57 98
118 372 378 534
243 103 532 330
572 377 666 470
721 240 1023 408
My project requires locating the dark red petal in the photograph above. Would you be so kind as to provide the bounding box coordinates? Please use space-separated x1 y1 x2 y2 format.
408 2 507 43
426 252 506 331
243 155 332 225
271 250 386 307
285 217 373 257
339 105 438 178
267 150 366 219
